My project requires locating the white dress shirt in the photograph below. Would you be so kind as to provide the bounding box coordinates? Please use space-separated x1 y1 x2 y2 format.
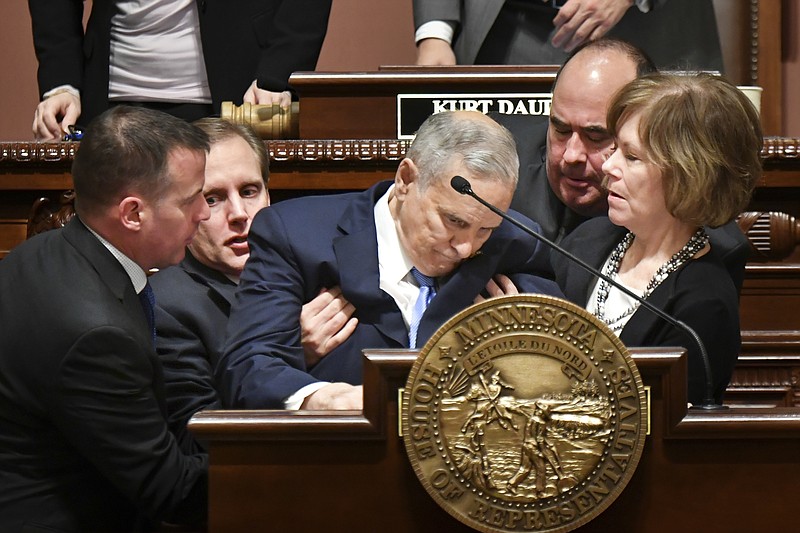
285 185 426 409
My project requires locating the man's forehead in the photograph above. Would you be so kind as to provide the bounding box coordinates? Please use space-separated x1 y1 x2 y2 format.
556 52 636 98
549 103 608 133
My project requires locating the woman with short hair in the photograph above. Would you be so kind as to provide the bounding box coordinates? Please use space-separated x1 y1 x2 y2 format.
553 73 762 405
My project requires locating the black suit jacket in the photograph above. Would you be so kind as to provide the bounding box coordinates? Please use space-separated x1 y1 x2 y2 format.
29 0 332 125
0 218 206 532
218 181 563 408
150 250 233 454
552 217 741 404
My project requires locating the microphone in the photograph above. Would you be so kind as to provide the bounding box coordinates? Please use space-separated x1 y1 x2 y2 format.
451 175 725 410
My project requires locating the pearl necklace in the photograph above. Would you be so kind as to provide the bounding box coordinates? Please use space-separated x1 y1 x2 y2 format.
595 228 708 332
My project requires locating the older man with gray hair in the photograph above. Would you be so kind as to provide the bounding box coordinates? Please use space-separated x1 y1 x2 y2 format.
217 110 561 411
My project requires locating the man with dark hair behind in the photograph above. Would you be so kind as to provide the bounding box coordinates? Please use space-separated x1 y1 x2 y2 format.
501 38 749 293
0 106 210 531
508 37 657 242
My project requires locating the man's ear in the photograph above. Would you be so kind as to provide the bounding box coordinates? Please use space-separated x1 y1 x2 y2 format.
394 158 419 200
118 196 145 232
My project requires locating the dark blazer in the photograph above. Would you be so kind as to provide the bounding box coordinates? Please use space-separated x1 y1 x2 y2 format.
218 181 563 408
150 250 233 454
29 0 332 125
0 218 206 532
413 0 723 72
552 217 741 404
499 115 751 294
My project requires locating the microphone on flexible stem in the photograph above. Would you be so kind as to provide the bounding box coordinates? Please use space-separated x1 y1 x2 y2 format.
450 175 725 410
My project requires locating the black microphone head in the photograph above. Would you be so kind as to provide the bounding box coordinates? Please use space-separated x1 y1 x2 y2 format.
451 175 472 195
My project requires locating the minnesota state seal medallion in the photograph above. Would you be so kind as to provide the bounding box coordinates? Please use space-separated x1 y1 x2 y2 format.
402 295 646 532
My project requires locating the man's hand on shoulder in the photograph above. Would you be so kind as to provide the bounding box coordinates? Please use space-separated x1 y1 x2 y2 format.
300 286 358 367
302 383 363 410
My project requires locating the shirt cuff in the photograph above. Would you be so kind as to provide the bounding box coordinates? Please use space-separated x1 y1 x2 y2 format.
43 84 80 100
415 20 456 45
283 381 330 410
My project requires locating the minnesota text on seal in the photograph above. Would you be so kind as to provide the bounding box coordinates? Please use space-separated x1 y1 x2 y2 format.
402 295 646 533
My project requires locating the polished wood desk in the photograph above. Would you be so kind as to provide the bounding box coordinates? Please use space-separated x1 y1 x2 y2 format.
190 348 800 532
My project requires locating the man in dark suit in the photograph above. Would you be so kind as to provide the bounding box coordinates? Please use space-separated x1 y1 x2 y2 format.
414 0 723 72
0 106 210 531
150 118 355 452
501 38 750 292
29 0 332 139
217 110 562 411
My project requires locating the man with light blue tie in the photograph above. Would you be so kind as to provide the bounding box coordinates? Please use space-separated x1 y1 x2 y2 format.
217 110 562 411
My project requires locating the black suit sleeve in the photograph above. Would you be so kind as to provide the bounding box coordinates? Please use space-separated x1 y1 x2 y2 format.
254 0 333 92
413 0 460 29
28 0 86 96
155 305 221 455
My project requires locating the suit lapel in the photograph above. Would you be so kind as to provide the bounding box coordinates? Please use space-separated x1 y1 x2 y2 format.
181 250 238 309
619 268 679 347
63 219 151 337
62 218 168 414
63 218 131 301
333 182 408 347
574 221 627 304
573 220 680 348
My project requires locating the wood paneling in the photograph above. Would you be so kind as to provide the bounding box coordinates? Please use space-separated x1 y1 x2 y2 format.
190 349 800 532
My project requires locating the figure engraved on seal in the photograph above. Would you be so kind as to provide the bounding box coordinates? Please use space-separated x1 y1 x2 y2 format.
402 295 646 533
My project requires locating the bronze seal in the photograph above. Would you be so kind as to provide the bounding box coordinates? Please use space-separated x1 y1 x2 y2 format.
402 295 646 533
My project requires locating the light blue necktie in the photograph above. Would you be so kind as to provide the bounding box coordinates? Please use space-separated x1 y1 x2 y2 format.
408 267 437 349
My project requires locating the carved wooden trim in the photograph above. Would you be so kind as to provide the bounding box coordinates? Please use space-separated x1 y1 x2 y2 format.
0 142 77 166
728 366 795 391
733 337 800 407
268 139 412 165
737 211 800 261
761 137 800 159
26 191 75 239
2 138 800 167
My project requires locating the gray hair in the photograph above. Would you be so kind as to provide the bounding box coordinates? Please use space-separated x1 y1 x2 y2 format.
404 111 519 191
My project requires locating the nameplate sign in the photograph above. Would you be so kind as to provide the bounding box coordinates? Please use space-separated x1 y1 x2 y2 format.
397 93 552 139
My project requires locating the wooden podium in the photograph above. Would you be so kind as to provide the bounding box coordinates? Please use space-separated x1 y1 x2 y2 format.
190 348 800 532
